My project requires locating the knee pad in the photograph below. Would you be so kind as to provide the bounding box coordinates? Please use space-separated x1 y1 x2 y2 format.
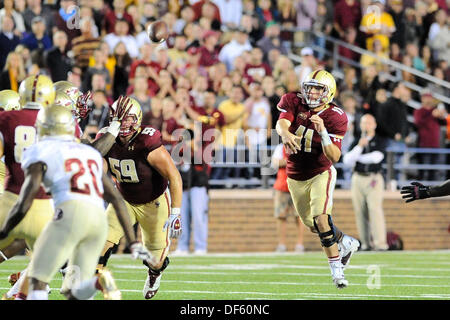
314 215 338 248
98 245 116 267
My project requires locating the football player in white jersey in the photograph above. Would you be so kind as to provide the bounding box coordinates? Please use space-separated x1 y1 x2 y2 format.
0 105 154 300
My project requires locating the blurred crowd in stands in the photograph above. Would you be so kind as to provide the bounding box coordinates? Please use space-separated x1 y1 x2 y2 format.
0 0 449 185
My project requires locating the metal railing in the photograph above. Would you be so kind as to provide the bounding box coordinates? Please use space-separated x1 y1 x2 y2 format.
288 29 450 109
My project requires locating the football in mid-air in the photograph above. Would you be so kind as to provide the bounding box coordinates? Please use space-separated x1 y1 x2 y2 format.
147 20 169 43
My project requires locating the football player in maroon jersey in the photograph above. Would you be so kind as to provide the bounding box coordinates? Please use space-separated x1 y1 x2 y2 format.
95 96 183 299
276 70 360 289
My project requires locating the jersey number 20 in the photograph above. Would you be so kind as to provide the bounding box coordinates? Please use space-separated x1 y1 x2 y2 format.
65 158 103 197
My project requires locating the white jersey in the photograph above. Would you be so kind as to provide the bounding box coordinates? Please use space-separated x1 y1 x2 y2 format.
21 137 105 208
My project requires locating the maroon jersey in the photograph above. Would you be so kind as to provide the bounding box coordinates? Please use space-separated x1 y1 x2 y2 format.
0 108 50 198
277 92 348 181
96 126 168 205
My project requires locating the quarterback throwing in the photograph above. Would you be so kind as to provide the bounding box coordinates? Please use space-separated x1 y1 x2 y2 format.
276 70 360 288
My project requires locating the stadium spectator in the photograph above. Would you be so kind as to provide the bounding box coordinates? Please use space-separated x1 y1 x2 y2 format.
211 85 247 180
54 0 81 48
272 54 294 81
82 48 112 93
359 65 383 114
135 19 153 48
212 0 240 30
244 48 271 84
215 76 233 107
262 75 281 130
67 65 82 88
79 6 100 38
103 0 135 35
427 11 450 65
333 0 362 40
0 16 21 70
103 18 139 59
161 96 184 145
174 5 195 34
130 75 152 114
142 96 163 131
71 18 102 71
388 0 407 49
0 0 26 36
413 91 447 181
190 75 208 108
79 90 110 139
389 42 403 63
271 143 305 253
360 38 390 72
403 7 424 47
20 16 52 52
343 114 389 251
112 41 132 100
191 0 221 23
294 47 318 86
360 0 396 52
218 27 253 72
376 81 411 184
167 34 189 66
294 0 316 44
21 0 54 33
277 0 296 43
44 31 72 82
156 69 176 99
183 22 202 51
313 2 333 61
244 81 271 179
256 22 288 61
207 62 227 93
198 30 221 68
406 42 426 73
255 0 280 24
0 51 26 91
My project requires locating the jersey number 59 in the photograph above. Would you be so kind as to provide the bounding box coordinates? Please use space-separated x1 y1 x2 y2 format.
108 158 139 183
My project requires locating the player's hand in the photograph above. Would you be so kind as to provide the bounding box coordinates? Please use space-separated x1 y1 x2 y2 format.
280 130 301 154
310 114 325 133
400 182 431 203
129 242 157 265
75 91 92 121
110 95 132 122
358 137 369 147
163 211 182 238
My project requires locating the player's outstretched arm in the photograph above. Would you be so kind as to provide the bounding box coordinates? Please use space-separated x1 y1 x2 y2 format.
276 119 301 154
147 145 183 238
401 179 450 203
0 162 45 239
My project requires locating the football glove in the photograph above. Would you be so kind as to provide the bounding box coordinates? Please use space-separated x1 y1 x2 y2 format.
129 242 157 265
163 209 182 239
400 181 431 203
107 96 132 137
74 91 92 121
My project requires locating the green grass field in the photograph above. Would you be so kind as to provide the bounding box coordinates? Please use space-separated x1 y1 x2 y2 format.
1 250 449 300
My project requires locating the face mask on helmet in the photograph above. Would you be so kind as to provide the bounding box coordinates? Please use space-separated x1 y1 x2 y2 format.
110 98 142 137
302 82 329 109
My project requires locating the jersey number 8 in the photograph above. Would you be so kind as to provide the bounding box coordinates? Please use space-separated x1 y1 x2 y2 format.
14 126 36 163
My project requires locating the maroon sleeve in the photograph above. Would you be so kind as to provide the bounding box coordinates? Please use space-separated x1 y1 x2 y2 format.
142 127 163 154
327 107 348 150
277 93 298 123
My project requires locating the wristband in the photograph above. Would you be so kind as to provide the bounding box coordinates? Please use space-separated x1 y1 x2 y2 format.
319 129 332 146
171 207 181 216
107 121 121 137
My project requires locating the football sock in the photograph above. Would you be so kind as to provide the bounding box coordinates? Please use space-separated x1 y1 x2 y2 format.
27 290 48 300
6 268 27 298
328 255 340 265
71 277 98 300
15 292 27 300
